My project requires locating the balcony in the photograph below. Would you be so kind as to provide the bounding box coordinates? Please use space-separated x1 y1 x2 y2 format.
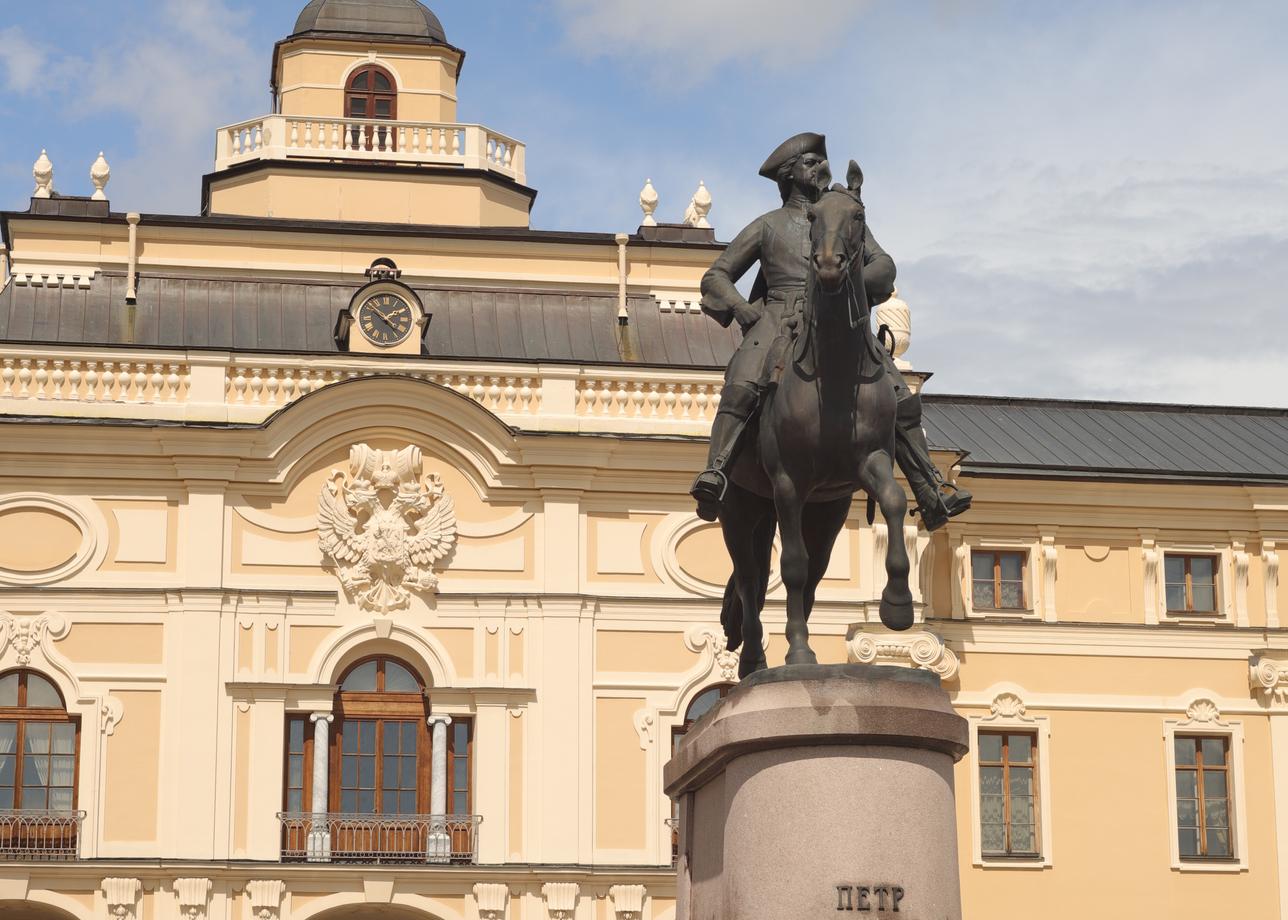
278 812 480 865
0 809 85 861
216 115 526 184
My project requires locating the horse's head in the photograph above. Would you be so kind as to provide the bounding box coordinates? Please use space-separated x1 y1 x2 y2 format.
806 160 866 295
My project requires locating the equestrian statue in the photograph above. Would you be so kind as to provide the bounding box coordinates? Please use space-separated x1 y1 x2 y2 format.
689 133 971 677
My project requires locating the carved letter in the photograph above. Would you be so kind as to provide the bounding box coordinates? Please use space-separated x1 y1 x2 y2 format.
836 886 853 911
892 887 905 912
856 887 871 912
875 886 889 911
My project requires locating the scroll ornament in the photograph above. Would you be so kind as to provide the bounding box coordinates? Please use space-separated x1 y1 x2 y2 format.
318 445 457 612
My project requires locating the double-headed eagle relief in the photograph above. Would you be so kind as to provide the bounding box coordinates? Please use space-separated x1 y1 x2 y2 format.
318 444 458 612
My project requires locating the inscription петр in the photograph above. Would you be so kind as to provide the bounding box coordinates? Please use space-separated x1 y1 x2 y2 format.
835 885 905 912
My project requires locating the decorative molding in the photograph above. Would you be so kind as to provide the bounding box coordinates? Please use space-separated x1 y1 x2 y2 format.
175 878 213 920
542 882 579 920
318 444 457 613
990 691 1027 720
685 624 740 683
610 884 647 919
632 709 656 751
1142 535 1161 626
0 611 69 666
102 878 141 920
846 630 959 681
632 625 740 750
1232 541 1251 628
101 696 125 736
657 513 781 599
1263 542 1280 629
8 268 99 289
0 494 102 586
246 880 285 920
1183 697 1223 725
474 882 509 919
1040 534 1058 623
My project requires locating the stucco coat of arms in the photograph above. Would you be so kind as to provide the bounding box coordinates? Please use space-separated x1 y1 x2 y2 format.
318 444 457 612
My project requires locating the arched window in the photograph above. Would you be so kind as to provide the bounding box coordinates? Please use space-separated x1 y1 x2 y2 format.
346 65 397 152
0 670 77 813
282 655 474 862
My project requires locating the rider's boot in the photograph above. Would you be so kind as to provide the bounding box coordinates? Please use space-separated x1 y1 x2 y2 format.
691 384 759 522
894 395 972 532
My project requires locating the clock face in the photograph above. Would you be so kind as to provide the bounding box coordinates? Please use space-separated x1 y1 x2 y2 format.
356 292 415 347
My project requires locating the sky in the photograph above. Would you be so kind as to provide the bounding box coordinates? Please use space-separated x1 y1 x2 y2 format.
0 0 1285 406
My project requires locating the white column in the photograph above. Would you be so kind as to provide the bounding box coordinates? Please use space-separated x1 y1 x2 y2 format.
428 713 453 861
307 713 333 861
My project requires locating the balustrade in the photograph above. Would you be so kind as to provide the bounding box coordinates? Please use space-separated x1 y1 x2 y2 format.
0 358 189 403
215 115 525 183
0 809 84 861
576 377 722 421
278 812 480 865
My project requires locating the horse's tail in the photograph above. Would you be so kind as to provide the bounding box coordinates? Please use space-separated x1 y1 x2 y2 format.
720 577 743 652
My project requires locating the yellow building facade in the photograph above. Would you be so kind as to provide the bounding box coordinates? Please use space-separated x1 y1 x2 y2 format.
0 3 1286 919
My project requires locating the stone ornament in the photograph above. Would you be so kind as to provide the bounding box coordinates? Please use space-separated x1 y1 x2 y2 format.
175 878 213 920
33 149 53 199
90 152 111 201
1251 656 1288 702
0 611 69 666
474 882 508 919
685 624 740 682
873 287 911 365
102 878 142 920
246 880 285 920
990 692 1026 719
609 884 646 919
683 180 712 228
318 445 457 612
639 179 659 227
1184 698 1222 724
541 882 579 919
847 630 959 680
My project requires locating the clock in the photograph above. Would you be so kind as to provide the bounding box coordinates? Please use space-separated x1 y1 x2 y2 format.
356 292 415 347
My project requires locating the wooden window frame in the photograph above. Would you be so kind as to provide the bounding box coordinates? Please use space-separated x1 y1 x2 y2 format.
283 715 314 814
1174 734 1234 861
971 549 1028 612
977 730 1040 859
346 64 398 153
1164 553 1219 615
331 656 430 816
0 669 81 813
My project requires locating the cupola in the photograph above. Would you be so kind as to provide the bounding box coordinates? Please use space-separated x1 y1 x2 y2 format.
205 0 531 228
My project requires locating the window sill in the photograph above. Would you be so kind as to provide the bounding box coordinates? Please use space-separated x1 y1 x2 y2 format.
976 854 1050 870
1174 857 1246 873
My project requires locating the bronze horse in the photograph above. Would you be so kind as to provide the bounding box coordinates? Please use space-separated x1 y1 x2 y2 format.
718 161 914 677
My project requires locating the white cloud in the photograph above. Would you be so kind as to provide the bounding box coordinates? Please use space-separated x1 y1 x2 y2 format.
551 0 875 77
0 26 49 93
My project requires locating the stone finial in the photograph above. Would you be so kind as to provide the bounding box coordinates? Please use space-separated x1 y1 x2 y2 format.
683 180 712 229
33 149 53 199
874 287 912 368
639 179 659 227
91 152 111 201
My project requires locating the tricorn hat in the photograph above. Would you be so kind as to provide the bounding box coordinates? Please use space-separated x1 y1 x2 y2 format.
759 132 828 179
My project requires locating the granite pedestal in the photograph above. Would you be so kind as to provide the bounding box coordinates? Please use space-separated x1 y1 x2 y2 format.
663 664 969 920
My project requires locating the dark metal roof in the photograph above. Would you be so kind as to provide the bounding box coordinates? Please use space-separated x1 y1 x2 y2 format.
924 394 1288 483
0 273 740 369
293 0 447 43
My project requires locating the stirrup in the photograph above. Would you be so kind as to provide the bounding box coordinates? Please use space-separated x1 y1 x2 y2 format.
690 469 730 503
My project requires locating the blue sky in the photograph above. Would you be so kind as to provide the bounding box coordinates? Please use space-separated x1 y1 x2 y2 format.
1 0 1286 405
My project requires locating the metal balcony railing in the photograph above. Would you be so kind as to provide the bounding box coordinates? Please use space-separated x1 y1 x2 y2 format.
215 115 526 184
0 809 85 860
277 812 480 865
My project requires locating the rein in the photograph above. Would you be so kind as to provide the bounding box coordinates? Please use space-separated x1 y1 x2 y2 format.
799 228 887 381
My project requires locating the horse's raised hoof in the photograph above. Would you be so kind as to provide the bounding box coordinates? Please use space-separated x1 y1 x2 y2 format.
785 647 818 667
739 651 768 679
879 587 915 631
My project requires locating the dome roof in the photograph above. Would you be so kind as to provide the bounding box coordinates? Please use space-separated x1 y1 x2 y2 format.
292 0 447 43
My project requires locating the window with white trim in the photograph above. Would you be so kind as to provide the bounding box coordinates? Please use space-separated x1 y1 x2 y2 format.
1162 701 1248 872
968 692 1054 868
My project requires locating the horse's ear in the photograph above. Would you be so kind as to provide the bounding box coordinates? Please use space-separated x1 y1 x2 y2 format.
847 160 864 194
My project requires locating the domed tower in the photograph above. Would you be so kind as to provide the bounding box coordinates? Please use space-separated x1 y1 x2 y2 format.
207 0 531 227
